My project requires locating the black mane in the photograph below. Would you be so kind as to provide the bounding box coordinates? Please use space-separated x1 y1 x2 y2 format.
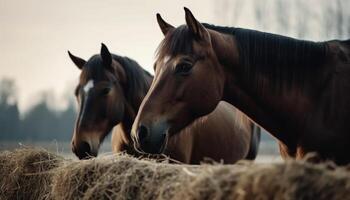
112 54 152 108
158 23 328 92
84 55 107 81
204 23 328 91
156 25 194 59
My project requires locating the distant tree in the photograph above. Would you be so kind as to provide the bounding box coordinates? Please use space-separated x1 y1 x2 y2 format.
295 0 310 39
335 0 344 38
56 100 76 141
0 78 20 139
20 88 77 141
254 0 268 30
275 0 290 34
20 95 59 140
55 83 78 141
0 78 17 105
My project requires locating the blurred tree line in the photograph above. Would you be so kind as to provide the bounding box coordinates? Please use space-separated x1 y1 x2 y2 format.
0 78 76 141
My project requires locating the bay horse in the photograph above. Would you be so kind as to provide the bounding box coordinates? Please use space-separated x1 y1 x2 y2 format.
69 43 260 163
132 7 350 165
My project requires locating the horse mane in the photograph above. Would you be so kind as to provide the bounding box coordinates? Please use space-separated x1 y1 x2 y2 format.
112 54 152 109
203 23 328 92
344 39 350 46
156 25 194 60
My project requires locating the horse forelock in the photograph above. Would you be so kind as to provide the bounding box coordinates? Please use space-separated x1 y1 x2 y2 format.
81 55 115 83
156 25 194 61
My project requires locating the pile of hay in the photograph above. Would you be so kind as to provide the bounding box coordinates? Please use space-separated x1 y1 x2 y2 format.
0 148 62 200
1 148 350 200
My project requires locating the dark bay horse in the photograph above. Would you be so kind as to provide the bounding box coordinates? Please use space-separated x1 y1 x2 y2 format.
69 43 260 163
69 44 151 159
132 7 350 165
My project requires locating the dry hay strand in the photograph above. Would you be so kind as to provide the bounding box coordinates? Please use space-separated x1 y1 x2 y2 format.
0 147 63 200
50 154 350 200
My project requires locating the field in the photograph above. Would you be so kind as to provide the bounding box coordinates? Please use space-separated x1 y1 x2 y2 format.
1 147 350 200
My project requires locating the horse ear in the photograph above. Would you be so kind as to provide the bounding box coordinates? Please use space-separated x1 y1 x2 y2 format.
100 43 113 70
156 13 174 36
100 43 126 83
68 51 86 69
184 7 210 42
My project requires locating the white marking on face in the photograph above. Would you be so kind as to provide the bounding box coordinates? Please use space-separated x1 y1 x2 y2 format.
163 56 170 64
83 80 94 94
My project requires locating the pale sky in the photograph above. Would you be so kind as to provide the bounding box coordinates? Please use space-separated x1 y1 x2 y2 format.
0 0 347 112
0 0 216 112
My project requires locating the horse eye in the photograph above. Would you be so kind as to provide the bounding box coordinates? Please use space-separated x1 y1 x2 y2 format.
101 87 111 96
175 63 193 75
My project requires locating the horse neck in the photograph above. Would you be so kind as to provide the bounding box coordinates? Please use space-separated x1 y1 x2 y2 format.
213 31 325 148
116 65 153 143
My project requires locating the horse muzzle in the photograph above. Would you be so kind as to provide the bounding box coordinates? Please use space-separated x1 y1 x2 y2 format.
72 140 98 160
133 121 169 154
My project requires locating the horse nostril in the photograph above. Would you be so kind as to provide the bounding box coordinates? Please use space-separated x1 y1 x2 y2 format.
80 141 91 153
137 124 149 143
74 141 92 160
